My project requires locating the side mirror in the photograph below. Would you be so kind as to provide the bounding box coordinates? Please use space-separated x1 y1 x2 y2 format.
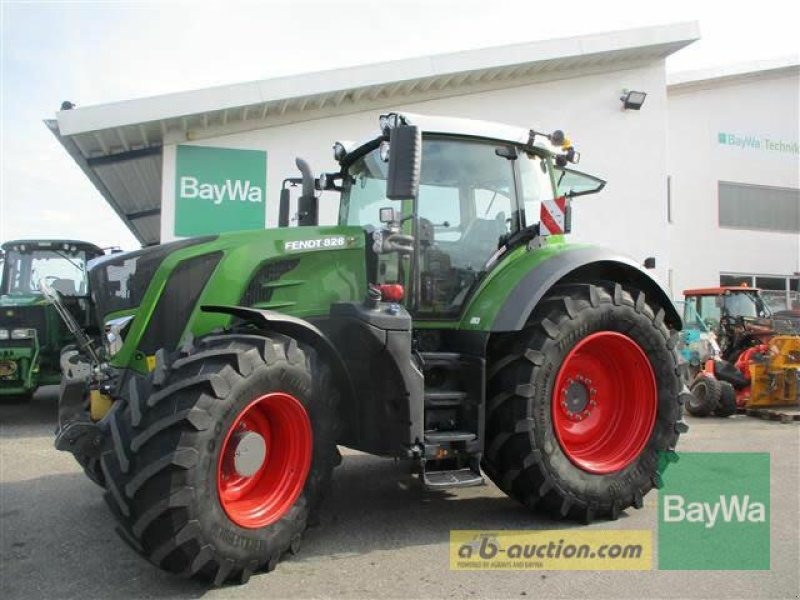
386 125 421 201
278 187 291 227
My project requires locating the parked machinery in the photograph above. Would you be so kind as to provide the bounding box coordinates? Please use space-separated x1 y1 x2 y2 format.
682 286 800 419
0 239 103 400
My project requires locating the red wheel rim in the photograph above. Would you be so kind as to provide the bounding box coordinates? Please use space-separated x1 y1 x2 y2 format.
217 392 312 529
552 331 657 474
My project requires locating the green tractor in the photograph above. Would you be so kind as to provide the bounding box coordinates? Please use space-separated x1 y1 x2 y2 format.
0 239 103 400
48 113 688 585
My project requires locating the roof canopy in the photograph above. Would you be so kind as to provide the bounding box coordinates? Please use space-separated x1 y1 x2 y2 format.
47 22 699 246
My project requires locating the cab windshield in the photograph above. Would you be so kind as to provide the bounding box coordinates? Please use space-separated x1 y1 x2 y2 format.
1 248 89 297
724 291 771 319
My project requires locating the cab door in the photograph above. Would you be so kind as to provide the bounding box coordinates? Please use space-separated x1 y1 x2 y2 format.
414 137 521 318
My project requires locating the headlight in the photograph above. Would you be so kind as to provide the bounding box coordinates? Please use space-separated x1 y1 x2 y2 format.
104 315 135 357
0 329 8 340
11 328 35 340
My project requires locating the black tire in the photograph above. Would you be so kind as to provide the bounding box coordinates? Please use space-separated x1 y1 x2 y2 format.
687 374 721 417
99 332 339 585
482 282 686 522
714 381 737 417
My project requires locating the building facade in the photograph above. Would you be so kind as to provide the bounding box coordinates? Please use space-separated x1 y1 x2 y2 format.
47 23 800 309
667 59 799 310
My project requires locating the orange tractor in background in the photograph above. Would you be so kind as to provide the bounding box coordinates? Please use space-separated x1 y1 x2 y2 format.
681 286 800 421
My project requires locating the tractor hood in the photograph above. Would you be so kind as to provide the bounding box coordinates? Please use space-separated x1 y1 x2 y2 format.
0 293 47 308
92 227 368 372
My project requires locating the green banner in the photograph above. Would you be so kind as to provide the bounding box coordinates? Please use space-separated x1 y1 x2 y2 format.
174 145 267 236
658 452 770 570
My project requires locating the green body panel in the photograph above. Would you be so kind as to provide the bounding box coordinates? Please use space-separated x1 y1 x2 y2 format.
0 294 68 395
109 226 367 373
104 219 600 375
455 238 587 331
107 223 593 375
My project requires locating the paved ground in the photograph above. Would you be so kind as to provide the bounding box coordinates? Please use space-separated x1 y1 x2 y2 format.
1 387 798 599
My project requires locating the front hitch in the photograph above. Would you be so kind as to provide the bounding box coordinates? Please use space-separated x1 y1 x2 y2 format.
53 375 105 459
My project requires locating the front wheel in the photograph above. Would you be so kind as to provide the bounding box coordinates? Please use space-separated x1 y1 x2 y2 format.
99 332 339 584
482 282 687 522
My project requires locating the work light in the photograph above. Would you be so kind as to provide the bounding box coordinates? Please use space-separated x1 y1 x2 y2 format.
620 90 647 110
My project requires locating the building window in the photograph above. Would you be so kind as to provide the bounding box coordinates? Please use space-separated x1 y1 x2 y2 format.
666 175 672 224
720 273 798 311
720 274 754 287
718 181 800 233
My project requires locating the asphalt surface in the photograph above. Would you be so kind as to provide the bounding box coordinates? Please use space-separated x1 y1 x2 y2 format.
1 386 798 599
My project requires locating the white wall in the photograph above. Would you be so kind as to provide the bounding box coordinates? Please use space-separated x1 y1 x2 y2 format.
667 71 800 299
161 61 672 282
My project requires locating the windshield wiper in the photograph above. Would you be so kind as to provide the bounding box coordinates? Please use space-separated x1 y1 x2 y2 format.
51 250 84 272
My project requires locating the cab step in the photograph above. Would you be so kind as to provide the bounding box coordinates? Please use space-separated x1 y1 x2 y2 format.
424 390 468 407
423 467 484 489
424 430 476 443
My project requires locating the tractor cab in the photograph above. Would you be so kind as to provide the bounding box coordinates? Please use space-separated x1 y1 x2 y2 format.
683 286 775 361
332 113 604 319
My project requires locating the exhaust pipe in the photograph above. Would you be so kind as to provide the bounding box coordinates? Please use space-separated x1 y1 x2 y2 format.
295 158 318 226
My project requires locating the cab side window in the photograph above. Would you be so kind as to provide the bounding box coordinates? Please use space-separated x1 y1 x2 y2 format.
518 153 555 228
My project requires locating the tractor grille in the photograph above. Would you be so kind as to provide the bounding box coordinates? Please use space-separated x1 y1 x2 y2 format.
89 236 216 324
138 252 223 354
240 259 300 306
0 305 47 340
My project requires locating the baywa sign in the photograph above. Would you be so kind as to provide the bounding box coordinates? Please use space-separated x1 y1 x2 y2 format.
174 145 267 236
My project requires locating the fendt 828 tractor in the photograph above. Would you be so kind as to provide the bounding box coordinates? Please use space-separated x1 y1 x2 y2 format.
48 113 688 585
0 239 103 400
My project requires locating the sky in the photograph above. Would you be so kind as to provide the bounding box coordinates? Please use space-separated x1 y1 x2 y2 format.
1 0 798 250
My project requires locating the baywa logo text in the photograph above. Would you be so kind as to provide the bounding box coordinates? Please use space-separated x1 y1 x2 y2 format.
718 131 799 154
179 176 263 205
662 494 766 529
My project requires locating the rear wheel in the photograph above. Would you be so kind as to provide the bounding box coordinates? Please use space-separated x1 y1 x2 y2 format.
714 381 737 417
99 332 339 584
687 374 721 417
482 282 686 521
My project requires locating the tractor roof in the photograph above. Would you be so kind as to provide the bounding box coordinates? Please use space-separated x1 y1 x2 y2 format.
683 286 762 296
1 239 104 256
402 113 555 150
342 112 561 164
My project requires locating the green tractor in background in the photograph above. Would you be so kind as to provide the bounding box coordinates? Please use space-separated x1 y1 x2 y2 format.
48 113 688 585
0 239 103 400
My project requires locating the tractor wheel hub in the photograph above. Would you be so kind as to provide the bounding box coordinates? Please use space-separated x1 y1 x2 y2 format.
232 431 267 477
563 379 590 414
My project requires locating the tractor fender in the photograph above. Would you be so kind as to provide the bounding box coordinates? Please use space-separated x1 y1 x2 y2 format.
200 305 356 404
486 246 682 332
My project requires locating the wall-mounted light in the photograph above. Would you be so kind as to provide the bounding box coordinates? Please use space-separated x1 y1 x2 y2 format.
620 89 647 110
